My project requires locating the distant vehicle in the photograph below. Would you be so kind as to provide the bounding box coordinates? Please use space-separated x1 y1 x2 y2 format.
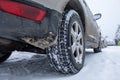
0 0 101 74
107 40 115 46
101 37 107 48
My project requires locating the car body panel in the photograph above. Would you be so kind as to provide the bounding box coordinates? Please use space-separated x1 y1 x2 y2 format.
31 0 70 13
0 0 101 49
82 0 100 47
31 0 100 48
0 1 62 49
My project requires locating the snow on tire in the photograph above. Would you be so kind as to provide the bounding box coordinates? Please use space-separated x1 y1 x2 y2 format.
47 10 85 74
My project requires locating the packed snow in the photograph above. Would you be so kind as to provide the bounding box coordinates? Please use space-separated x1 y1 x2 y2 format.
0 46 120 80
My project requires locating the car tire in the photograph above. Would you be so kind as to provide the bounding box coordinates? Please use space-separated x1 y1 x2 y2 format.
94 37 102 53
0 51 11 63
47 10 85 74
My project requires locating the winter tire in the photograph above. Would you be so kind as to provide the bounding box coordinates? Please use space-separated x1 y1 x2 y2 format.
0 51 11 63
47 10 85 74
94 37 102 53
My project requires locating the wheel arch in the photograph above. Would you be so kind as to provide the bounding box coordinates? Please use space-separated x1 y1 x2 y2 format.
64 0 86 32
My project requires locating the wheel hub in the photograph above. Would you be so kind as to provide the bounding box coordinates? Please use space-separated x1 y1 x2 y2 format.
70 21 83 64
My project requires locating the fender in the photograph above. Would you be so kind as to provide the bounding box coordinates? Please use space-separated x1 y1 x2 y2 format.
31 0 70 13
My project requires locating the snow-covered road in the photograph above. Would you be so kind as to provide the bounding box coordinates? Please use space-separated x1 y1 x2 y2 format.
0 46 120 80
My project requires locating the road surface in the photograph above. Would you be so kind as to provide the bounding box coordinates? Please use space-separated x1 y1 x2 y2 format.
0 46 120 80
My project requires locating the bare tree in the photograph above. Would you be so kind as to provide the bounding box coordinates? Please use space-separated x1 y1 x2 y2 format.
115 25 120 45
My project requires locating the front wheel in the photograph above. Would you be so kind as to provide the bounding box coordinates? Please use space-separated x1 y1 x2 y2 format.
94 37 102 53
47 10 85 74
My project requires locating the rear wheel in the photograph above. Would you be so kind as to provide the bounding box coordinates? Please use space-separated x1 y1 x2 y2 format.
47 10 85 74
0 51 11 63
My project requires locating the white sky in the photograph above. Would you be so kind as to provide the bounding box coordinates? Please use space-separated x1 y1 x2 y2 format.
86 0 120 40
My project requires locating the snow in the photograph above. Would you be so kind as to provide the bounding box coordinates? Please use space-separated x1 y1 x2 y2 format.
0 46 120 80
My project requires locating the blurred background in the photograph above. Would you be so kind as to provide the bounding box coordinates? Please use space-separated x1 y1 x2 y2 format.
85 0 120 46
86 0 120 41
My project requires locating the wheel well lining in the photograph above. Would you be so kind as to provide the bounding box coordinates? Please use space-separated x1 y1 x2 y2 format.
64 0 85 32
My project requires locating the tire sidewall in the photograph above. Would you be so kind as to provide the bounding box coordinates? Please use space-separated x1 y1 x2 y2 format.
65 10 85 70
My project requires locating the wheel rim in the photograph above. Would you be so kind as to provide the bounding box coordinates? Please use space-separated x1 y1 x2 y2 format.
70 21 84 64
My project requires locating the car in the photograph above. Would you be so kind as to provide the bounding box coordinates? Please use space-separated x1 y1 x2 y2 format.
0 0 101 74
101 37 107 48
107 40 115 46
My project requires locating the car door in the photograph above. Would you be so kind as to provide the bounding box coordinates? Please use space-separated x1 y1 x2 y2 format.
83 0 100 44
